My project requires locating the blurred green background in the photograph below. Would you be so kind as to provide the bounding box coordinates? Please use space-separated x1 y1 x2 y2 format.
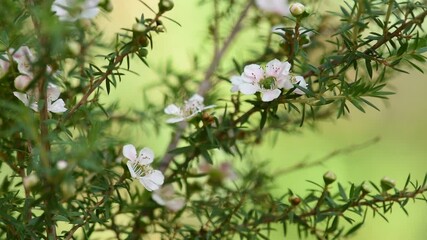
100 0 427 239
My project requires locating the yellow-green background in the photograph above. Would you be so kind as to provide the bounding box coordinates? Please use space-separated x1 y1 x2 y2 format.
100 0 427 239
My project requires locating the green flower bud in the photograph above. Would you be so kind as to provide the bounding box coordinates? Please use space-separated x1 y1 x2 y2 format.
323 171 337 185
361 182 372 193
289 3 306 17
380 177 396 191
132 23 147 33
159 0 174 12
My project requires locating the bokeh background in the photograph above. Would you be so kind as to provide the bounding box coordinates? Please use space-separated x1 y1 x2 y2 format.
98 0 427 239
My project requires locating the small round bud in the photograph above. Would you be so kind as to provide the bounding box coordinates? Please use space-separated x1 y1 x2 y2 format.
289 3 306 17
14 75 32 91
155 25 166 33
105 1 113 12
361 182 372 193
288 195 301 206
159 0 174 12
56 160 68 170
138 48 148 57
380 177 396 191
23 173 39 189
323 171 337 185
67 40 80 56
132 23 147 33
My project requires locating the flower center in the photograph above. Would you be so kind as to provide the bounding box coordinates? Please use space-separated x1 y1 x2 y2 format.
68 4 84 17
131 161 153 178
183 101 203 116
260 76 276 89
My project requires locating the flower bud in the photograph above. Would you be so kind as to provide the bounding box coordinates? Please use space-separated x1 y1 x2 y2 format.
380 177 396 191
132 23 147 33
158 0 174 12
14 75 32 91
288 195 301 206
323 171 337 185
361 182 372 194
23 173 39 189
289 3 306 17
56 160 68 170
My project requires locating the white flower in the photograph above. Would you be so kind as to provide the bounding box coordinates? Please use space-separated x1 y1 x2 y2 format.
231 59 291 102
51 0 100 22
152 184 186 212
255 0 290 16
122 144 164 191
164 94 215 123
12 46 35 76
13 84 67 113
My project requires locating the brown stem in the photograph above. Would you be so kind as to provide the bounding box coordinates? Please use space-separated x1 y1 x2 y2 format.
59 12 165 126
64 174 127 240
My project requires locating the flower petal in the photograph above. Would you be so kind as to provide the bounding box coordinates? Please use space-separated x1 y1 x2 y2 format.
188 94 204 103
166 117 185 123
48 99 67 113
138 147 154 165
47 84 61 101
81 8 100 19
13 92 30 106
239 83 260 95
255 0 290 16
139 170 164 191
230 75 244 92
126 161 138 178
164 104 181 115
261 89 281 102
165 198 186 212
123 144 137 162
152 192 167 205
293 76 307 95
243 64 264 82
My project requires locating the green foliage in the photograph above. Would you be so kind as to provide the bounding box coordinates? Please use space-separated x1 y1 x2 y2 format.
0 0 426 239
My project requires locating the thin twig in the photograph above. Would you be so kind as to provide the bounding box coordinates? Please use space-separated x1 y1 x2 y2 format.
159 0 254 172
303 9 427 78
274 137 380 175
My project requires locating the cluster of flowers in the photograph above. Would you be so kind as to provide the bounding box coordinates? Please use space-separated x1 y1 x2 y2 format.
231 59 307 102
41 0 310 212
1 46 67 113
